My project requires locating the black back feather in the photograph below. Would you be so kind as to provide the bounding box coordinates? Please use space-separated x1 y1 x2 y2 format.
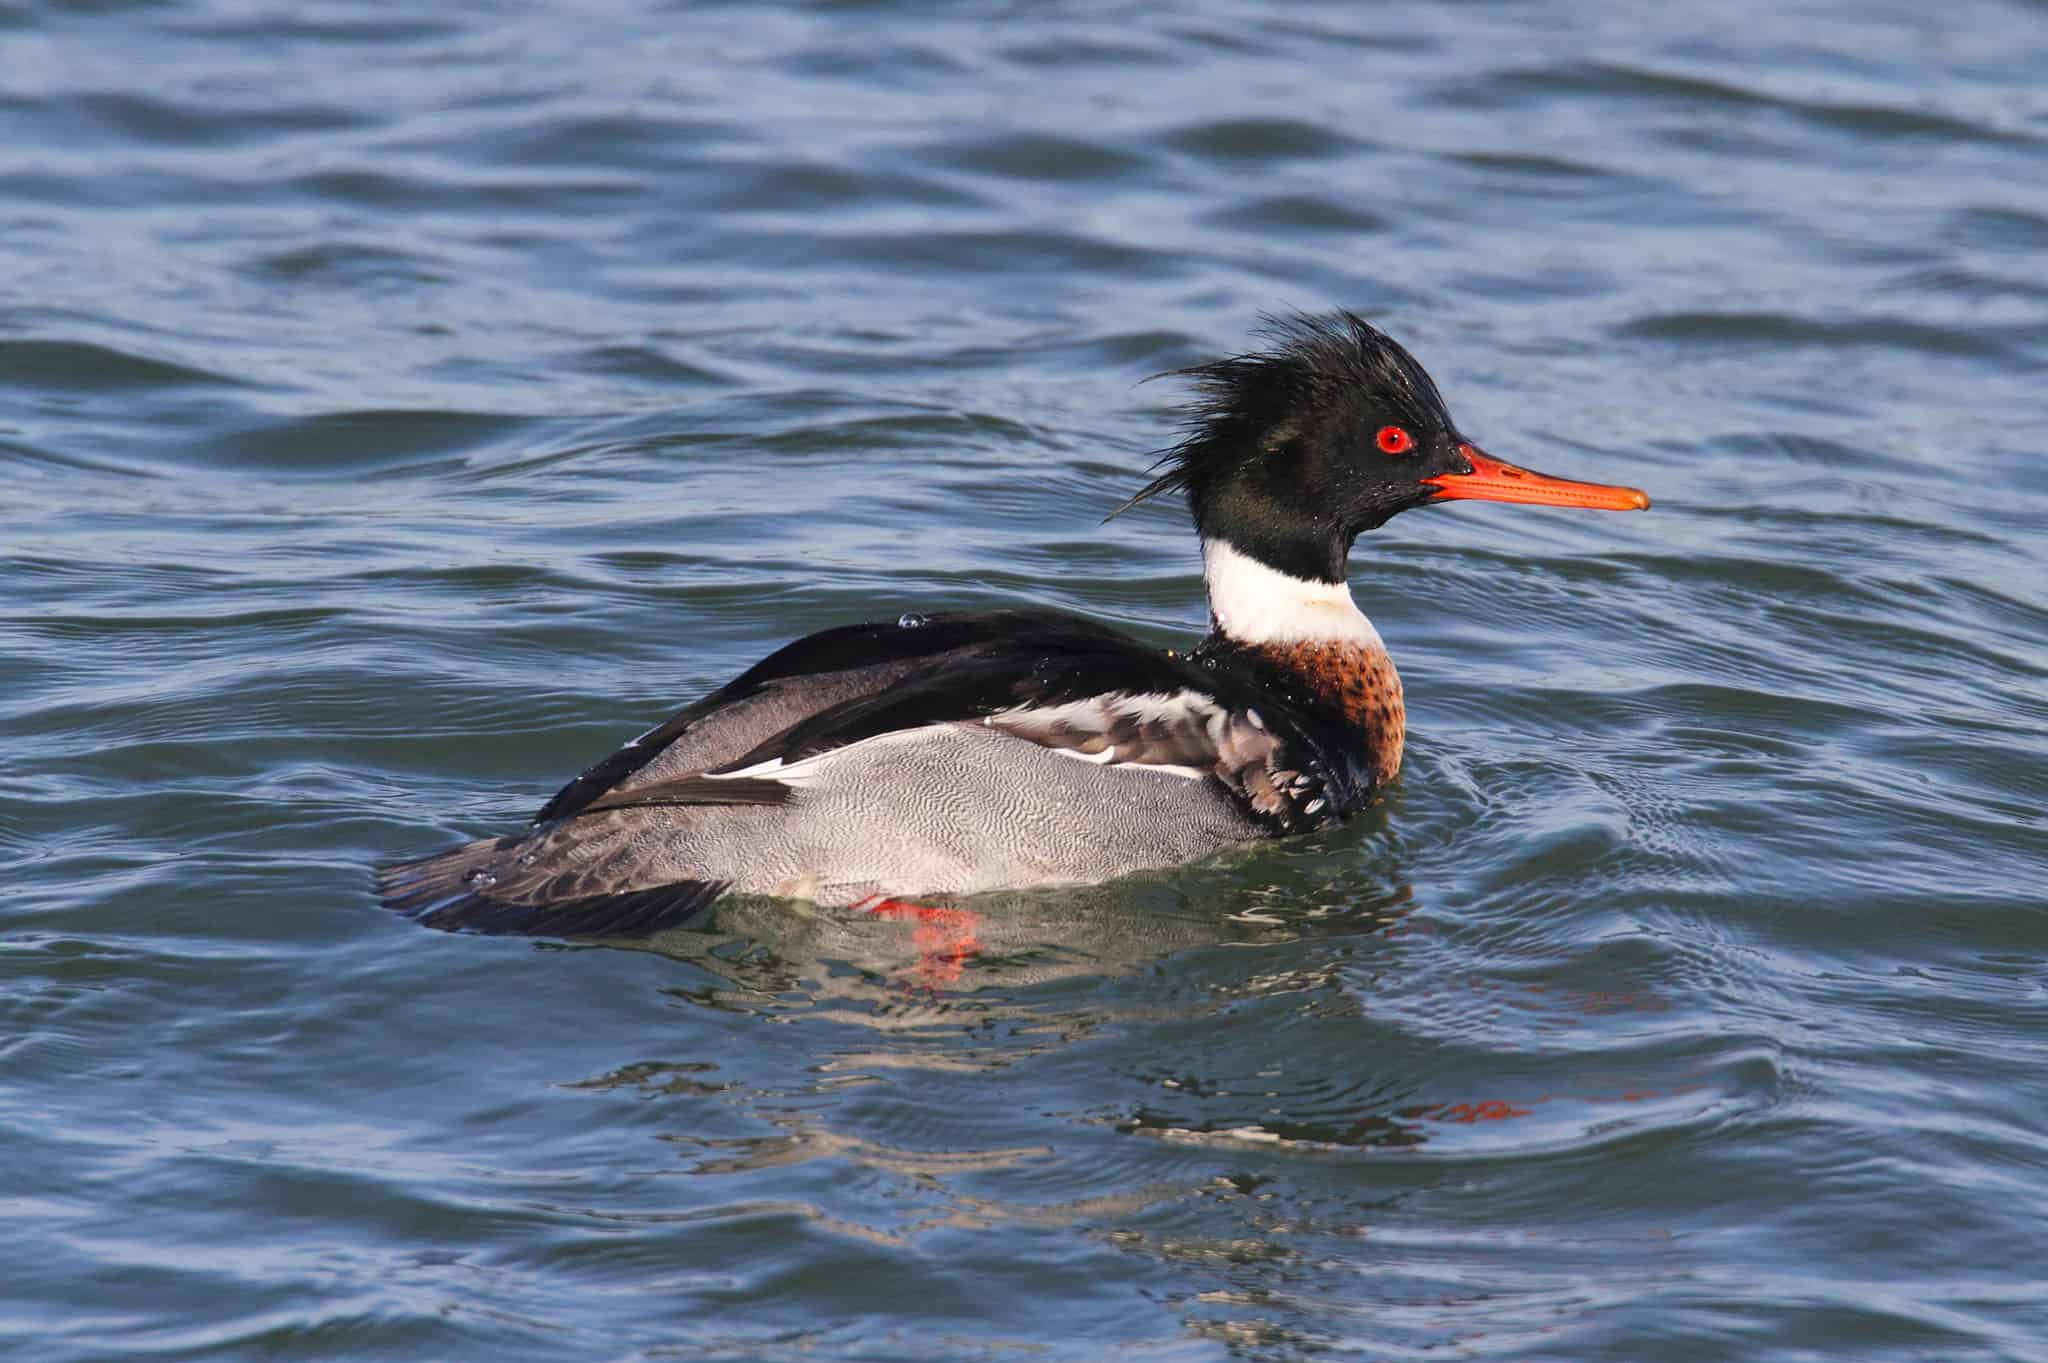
530 609 1130 826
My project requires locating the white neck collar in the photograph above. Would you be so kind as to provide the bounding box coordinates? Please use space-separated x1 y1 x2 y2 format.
1200 538 1383 648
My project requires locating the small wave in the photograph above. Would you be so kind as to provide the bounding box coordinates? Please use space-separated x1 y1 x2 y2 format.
0 338 242 391
1618 310 2016 359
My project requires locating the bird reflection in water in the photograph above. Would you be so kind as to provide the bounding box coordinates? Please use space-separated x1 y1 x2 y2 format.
634 866 1419 1011
582 869 1712 1164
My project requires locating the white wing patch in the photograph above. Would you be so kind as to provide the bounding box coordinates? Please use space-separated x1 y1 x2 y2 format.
704 752 830 787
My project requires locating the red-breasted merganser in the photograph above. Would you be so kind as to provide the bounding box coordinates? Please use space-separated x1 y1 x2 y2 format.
377 313 1649 936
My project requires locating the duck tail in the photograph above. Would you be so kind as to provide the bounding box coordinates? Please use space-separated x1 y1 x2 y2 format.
374 836 727 938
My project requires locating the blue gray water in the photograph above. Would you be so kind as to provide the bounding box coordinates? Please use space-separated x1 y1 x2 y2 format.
5 2 2047 1359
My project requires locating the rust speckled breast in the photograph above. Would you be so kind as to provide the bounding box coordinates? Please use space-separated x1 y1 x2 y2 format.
1250 640 1405 786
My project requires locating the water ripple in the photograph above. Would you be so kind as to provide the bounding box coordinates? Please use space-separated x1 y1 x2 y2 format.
6 2 2047 1360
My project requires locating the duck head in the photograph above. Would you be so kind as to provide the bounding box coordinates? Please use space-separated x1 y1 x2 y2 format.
1112 312 1650 585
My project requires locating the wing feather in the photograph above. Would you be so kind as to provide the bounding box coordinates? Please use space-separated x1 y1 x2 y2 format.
688 631 1369 832
982 690 1336 828
531 609 1130 824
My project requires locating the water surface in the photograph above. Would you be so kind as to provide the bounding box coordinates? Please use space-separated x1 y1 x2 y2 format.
4 2 2046 1359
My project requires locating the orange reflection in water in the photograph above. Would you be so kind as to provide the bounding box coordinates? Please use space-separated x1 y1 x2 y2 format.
1392 1083 1705 1137
856 896 983 992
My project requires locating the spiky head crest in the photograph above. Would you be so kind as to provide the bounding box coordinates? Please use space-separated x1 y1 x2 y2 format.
1108 312 1470 581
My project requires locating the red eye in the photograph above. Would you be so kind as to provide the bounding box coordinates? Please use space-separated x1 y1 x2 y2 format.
1376 425 1414 455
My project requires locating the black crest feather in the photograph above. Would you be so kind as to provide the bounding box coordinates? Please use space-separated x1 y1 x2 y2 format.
1104 311 1452 523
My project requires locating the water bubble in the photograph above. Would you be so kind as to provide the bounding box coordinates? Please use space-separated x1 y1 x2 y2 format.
464 869 498 889
517 851 537 867
897 612 929 629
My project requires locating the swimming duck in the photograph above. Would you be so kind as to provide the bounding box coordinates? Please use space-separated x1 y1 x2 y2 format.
377 313 1648 936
